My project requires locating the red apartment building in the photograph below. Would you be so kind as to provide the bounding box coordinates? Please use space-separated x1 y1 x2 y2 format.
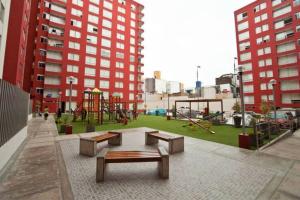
30 0 144 112
235 0 300 113
3 0 31 88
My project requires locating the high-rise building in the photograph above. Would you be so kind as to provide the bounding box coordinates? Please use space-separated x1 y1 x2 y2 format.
3 0 31 88
0 0 12 78
30 0 144 112
235 0 300 113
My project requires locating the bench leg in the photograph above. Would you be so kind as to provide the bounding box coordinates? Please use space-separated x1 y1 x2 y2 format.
145 133 158 145
80 139 97 157
108 134 122 146
169 138 184 154
158 155 169 179
96 157 105 182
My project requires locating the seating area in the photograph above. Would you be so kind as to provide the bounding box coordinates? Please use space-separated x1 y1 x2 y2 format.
78 129 183 182
79 131 122 157
96 147 169 182
145 131 184 154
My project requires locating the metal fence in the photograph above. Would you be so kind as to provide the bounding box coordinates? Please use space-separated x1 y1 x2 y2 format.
0 79 29 147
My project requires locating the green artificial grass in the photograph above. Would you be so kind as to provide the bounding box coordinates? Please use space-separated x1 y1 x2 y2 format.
57 115 252 147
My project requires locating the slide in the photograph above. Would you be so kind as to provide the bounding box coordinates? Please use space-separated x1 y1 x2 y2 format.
176 111 215 134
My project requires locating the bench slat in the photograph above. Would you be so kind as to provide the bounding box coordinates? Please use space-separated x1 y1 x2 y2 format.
91 133 118 142
105 151 162 163
149 133 175 141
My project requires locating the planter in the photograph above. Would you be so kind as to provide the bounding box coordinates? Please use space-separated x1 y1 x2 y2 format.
167 116 171 120
239 133 251 149
60 124 66 133
86 124 95 133
249 134 263 147
65 125 73 135
233 116 242 128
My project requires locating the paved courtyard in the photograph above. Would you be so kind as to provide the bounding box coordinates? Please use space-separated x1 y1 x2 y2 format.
1 117 300 200
58 128 298 200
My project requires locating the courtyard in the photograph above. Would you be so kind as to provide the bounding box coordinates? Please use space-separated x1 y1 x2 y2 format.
1 116 300 200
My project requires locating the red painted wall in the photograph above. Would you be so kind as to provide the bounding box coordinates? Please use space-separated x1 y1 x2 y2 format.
3 0 31 89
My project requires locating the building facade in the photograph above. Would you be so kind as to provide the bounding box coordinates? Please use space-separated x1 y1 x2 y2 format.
0 0 11 78
235 0 300 112
3 0 31 88
30 0 144 112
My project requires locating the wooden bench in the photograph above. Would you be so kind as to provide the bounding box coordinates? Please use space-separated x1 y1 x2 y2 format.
96 147 169 182
79 132 122 157
145 131 184 154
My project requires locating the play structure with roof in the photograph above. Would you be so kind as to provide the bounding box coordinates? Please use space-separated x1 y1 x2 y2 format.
73 88 138 125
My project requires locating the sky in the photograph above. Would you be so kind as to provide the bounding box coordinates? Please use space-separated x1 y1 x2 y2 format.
135 0 254 88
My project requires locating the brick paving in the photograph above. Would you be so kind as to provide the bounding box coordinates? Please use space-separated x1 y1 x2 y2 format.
0 117 73 200
1 117 300 200
59 128 281 200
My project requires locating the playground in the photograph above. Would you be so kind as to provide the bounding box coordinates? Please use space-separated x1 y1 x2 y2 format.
59 115 250 147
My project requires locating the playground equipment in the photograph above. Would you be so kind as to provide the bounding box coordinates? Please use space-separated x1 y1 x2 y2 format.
73 89 138 125
176 111 215 134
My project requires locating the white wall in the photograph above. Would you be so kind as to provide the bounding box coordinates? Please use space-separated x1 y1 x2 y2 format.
0 0 11 79
144 93 239 116
0 125 27 172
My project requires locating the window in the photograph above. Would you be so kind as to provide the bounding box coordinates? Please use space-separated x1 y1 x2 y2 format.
276 30 294 41
115 72 124 78
116 42 124 49
278 54 297 65
255 13 268 23
70 19 81 28
68 53 80 61
86 45 97 55
238 21 249 31
72 0 83 7
238 31 250 41
69 41 80 50
67 65 79 73
279 67 299 78
118 15 125 22
117 33 125 40
100 70 110 78
259 58 272 67
88 14 98 24
277 42 296 53
84 78 95 87
281 80 300 91
129 74 135 81
66 89 78 97
239 41 250 51
117 24 125 31
101 49 110 57
118 7 126 14
240 52 251 61
85 56 96 66
102 29 111 38
116 62 124 68
87 24 98 33
243 85 254 93
85 67 96 76
87 35 97 44
103 10 112 19
104 1 113 10
244 96 254 104
102 19 112 28
257 47 271 55
273 5 292 18
242 73 253 82
237 12 248 22
70 30 81 38
115 82 124 88
116 52 124 59
254 2 267 12
100 80 109 89
129 84 134 91
102 38 111 47
89 4 99 14
71 8 82 17
242 63 252 71
101 59 110 68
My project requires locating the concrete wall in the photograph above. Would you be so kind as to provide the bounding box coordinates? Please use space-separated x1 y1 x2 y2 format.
0 0 11 79
144 93 238 117
0 125 27 172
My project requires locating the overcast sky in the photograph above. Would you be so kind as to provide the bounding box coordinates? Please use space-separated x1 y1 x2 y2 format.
135 0 254 88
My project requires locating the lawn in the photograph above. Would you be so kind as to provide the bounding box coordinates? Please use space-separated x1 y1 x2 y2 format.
58 115 251 147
